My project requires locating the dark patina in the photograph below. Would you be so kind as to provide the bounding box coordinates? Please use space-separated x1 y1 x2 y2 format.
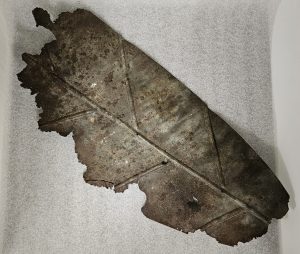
18 8 289 246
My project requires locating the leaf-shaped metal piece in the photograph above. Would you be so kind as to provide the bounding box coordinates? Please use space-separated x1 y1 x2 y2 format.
18 8 289 246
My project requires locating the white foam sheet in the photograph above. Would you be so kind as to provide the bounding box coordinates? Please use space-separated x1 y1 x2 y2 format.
1 0 283 253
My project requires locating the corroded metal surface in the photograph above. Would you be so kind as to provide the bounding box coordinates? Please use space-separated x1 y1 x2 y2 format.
18 8 289 246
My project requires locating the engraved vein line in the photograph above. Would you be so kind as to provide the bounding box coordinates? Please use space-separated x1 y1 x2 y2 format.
119 38 139 130
177 165 268 224
120 49 162 90
48 71 269 225
200 208 244 230
85 163 166 190
114 162 168 191
206 107 226 187
39 110 96 127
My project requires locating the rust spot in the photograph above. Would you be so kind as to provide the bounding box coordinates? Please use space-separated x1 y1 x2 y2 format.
187 199 201 212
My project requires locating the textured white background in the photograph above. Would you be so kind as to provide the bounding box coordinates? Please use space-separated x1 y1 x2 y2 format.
272 0 300 253
0 0 292 253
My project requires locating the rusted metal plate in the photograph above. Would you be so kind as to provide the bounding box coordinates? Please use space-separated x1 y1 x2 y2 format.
18 8 289 246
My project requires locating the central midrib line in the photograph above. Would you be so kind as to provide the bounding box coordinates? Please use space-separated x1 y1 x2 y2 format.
49 70 269 225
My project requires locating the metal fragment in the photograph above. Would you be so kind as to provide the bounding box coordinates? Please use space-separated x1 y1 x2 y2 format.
18 8 289 246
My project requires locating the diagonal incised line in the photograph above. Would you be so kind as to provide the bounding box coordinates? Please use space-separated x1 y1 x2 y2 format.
119 38 139 130
200 208 244 230
48 71 269 225
206 107 226 187
114 162 168 191
39 110 96 127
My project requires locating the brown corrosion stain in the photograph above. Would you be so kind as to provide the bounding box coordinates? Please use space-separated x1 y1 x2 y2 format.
17 7 289 246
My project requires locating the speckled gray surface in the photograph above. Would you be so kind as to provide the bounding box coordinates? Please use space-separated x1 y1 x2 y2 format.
3 0 281 253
